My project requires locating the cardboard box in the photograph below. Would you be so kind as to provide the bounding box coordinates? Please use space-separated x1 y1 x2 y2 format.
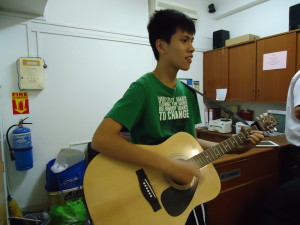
225 34 260 46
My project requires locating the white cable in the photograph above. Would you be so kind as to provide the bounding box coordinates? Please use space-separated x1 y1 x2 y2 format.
201 204 207 225
193 208 200 225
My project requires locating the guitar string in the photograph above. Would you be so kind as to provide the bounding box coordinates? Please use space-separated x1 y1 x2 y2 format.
190 126 258 169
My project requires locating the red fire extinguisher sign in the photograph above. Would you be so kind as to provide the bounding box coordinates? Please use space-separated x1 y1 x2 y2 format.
12 92 30 114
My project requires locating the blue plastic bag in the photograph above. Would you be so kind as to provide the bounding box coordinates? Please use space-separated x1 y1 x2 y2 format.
45 159 86 192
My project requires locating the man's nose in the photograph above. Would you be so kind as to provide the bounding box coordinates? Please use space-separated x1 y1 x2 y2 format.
189 44 195 53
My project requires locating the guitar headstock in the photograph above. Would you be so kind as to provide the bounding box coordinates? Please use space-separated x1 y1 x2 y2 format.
252 113 279 133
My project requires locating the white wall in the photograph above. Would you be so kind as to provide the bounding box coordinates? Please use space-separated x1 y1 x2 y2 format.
0 0 299 212
0 0 210 211
210 0 300 39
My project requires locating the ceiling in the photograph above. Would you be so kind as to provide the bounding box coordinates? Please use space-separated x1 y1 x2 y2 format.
210 0 269 20
0 0 48 16
0 0 269 19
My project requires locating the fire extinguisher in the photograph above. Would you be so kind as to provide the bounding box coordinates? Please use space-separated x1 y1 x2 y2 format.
6 117 33 171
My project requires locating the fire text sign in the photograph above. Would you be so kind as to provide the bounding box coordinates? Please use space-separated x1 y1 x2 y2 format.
12 92 30 114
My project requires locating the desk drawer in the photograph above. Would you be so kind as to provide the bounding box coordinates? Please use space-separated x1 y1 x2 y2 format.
215 150 279 192
206 149 280 225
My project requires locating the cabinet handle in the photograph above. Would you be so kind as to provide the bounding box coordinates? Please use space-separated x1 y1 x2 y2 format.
257 90 260 96
252 90 255 96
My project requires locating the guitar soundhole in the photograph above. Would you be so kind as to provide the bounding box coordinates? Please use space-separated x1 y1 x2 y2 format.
160 153 198 216
165 154 197 190
164 173 197 191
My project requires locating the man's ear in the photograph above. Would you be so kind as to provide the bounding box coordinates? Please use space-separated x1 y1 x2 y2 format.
155 39 167 56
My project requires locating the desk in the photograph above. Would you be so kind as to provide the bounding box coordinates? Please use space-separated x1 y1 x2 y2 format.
196 129 288 225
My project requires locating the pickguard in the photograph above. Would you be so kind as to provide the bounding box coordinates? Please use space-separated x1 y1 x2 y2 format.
161 183 197 216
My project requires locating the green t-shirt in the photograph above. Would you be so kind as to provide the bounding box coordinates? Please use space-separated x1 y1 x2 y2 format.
106 72 201 145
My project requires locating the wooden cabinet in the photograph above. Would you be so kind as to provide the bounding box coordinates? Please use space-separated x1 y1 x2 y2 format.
196 131 289 225
206 150 280 225
228 42 256 101
256 32 297 103
203 48 228 100
203 29 300 103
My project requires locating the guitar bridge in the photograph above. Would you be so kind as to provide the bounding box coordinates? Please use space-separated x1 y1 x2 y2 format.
136 169 161 212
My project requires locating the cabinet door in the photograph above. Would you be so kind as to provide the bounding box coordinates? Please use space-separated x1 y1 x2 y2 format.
203 49 228 101
228 42 256 102
206 149 280 225
256 33 297 103
0 143 6 225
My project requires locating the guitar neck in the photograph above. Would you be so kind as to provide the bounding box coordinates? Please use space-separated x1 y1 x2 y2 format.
190 125 258 168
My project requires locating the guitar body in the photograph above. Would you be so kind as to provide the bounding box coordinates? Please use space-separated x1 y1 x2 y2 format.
84 132 221 225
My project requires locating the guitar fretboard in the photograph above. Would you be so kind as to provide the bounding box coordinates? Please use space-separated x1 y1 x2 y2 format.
190 126 258 169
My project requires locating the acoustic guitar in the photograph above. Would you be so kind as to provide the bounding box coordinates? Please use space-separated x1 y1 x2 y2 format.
84 113 278 225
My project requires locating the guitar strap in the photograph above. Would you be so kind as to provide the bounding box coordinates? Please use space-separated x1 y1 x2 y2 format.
181 82 248 125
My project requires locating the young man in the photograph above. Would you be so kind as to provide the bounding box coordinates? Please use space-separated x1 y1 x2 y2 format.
283 70 300 181
285 70 300 167
258 70 300 225
91 9 264 224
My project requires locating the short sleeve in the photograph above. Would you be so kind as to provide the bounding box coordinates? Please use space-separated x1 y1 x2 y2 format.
294 78 300 107
105 83 145 130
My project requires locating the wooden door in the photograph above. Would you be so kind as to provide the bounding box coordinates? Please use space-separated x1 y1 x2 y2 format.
256 32 297 103
203 48 228 101
227 42 256 102
0 85 7 225
0 142 7 225
297 32 300 71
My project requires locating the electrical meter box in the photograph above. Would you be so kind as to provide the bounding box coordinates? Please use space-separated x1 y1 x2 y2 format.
18 58 45 90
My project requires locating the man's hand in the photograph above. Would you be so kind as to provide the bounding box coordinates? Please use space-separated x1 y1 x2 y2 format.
230 126 264 154
163 159 199 185
245 128 264 145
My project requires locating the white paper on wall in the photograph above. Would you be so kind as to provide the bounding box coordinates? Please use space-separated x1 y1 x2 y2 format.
263 50 287 70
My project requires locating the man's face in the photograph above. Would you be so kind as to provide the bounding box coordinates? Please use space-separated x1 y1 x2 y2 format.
164 29 195 71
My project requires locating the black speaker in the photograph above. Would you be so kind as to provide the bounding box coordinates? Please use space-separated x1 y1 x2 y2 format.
213 30 229 49
289 3 300 31
208 3 216 13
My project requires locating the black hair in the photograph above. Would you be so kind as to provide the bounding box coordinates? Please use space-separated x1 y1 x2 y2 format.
147 9 196 60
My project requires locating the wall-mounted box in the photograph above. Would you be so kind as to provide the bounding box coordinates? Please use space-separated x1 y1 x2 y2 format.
225 34 260 46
